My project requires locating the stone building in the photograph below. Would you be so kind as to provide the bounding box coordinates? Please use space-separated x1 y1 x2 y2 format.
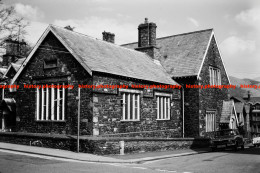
1 18 234 139
123 18 231 137
5 25 182 137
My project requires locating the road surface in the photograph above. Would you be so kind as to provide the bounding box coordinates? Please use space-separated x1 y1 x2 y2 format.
0 147 259 173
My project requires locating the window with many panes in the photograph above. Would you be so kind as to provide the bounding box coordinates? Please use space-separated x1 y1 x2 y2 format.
206 111 216 132
122 93 140 121
157 96 170 120
209 66 221 85
36 83 65 121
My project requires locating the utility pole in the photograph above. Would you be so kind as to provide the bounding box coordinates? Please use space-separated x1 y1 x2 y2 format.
76 87 81 153
17 25 21 55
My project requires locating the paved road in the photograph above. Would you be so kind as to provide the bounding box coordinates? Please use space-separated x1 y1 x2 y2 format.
0 149 157 173
136 147 260 173
0 148 259 173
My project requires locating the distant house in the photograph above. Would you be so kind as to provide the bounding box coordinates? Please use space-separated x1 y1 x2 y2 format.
2 25 182 137
219 100 238 130
123 19 231 137
0 39 26 131
231 95 260 138
247 97 260 138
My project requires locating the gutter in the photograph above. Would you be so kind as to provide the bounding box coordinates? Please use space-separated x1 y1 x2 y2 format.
182 86 185 138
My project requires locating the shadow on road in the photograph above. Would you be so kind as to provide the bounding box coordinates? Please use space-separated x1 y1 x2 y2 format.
211 147 260 155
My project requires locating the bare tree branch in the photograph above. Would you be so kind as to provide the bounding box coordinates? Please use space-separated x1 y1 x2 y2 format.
0 2 29 51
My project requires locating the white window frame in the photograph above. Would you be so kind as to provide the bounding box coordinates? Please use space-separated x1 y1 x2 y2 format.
156 96 171 120
209 66 221 85
205 111 216 132
155 92 171 120
36 83 65 121
121 91 140 121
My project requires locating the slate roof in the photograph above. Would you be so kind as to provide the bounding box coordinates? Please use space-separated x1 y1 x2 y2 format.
52 25 179 85
230 96 245 103
220 100 234 123
234 102 244 114
3 58 26 78
11 58 26 72
13 25 177 85
0 68 7 78
122 29 213 77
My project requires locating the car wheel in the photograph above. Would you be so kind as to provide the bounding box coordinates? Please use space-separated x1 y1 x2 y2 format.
211 147 216 152
241 145 245 150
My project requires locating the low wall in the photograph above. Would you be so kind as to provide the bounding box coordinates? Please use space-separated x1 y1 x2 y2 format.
0 132 210 155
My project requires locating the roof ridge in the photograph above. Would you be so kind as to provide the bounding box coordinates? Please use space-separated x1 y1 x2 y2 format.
121 28 213 46
49 24 147 55
156 28 213 40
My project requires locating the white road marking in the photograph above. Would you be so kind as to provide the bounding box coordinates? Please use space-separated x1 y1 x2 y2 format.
132 167 148 169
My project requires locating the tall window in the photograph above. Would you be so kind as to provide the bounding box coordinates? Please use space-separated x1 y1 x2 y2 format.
254 104 260 110
209 67 221 85
157 96 170 120
206 111 216 132
122 93 140 121
36 83 65 121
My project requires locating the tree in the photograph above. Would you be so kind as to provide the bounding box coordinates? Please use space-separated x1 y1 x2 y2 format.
0 0 29 48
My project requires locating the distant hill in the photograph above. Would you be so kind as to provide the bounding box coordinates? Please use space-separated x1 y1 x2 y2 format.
253 77 260 82
229 76 260 98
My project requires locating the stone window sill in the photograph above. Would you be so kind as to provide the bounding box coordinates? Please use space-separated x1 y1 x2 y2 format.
120 120 140 122
35 120 66 122
156 119 170 121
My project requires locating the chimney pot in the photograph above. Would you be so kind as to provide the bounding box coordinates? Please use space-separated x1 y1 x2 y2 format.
102 31 115 43
138 18 157 47
144 18 148 24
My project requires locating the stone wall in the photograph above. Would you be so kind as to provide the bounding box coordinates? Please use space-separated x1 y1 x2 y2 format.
174 77 200 137
7 31 182 137
0 132 210 155
198 36 230 136
92 73 182 136
14 32 93 135
174 36 230 137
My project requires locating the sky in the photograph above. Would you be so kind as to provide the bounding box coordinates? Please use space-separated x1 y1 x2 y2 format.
3 0 260 79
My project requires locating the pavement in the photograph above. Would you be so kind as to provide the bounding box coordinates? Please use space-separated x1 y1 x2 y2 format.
0 142 210 164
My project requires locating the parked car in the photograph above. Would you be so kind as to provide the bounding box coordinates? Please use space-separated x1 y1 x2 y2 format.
253 137 260 147
210 129 244 151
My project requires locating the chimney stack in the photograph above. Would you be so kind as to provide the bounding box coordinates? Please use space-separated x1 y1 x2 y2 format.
2 37 27 67
247 91 251 101
135 18 158 59
102 31 115 43
138 18 157 47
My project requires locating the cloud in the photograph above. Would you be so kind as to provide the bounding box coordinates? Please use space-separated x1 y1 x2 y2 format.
95 7 114 12
53 17 137 44
220 36 256 55
187 17 199 27
25 21 48 44
235 7 260 30
14 3 44 21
